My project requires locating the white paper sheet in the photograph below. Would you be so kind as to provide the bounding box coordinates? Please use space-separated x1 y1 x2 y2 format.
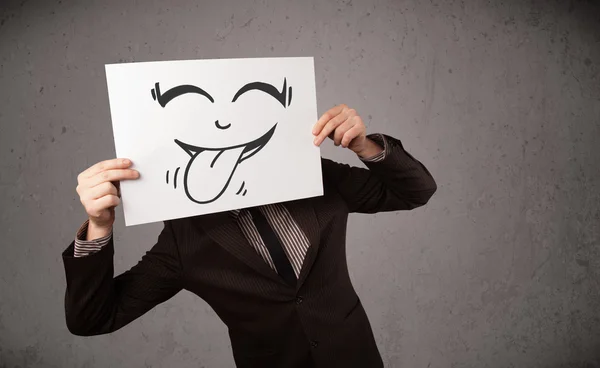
105 57 323 226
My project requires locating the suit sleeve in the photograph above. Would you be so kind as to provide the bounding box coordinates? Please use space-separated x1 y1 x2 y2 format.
61 221 183 336
322 134 437 213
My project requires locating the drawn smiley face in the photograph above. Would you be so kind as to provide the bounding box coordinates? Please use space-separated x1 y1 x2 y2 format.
151 79 292 204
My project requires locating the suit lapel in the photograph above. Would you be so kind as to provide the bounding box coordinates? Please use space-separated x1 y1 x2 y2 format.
196 211 284 285
284 198 321 290
195 198 322 290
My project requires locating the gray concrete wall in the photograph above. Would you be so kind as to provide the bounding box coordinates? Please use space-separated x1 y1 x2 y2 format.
1 0 599 367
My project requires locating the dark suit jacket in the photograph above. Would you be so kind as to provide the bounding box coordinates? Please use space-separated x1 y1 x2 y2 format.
62 134 437 368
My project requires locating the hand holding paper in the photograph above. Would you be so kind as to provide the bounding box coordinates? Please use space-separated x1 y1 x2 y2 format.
312 104 383 158
76 158 139 239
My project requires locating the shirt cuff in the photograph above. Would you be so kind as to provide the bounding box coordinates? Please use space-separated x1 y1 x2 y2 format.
73 219 113 257
359 133 388 163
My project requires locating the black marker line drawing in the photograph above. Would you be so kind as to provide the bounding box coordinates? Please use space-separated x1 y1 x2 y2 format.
215 120 231 130
156 78 291 204
211 150 225 168
151 82 214 107
232 78 290 107
236 181 245 195
174 125 275 204
173 167 180 189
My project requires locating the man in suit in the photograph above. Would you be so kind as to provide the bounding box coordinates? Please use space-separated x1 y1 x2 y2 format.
63 104 437 367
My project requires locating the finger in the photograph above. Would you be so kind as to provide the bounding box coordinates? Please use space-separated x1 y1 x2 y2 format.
315 115 349 146
83 181 118 200
325 113 347 141
315 113 351 146
313 104 348 135
114 181 121 198
341 122 364 148
80 158 132 181
88 195 121 217
86 169 140 188
332 118 356 146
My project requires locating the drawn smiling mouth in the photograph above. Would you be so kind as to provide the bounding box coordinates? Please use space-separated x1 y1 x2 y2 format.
173 124 277 204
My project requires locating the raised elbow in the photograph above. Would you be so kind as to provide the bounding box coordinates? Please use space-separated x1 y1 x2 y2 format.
423 182 437 203
66 319 92 336
65 313 105 337
410 183 437 208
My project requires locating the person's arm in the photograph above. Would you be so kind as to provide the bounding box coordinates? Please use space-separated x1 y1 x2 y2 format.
313 105 437 213
322 133 437 213
64 158 182 336
62 220 183 336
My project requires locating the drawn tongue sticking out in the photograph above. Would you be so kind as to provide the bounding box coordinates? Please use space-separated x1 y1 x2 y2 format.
184 146 246 203
175 125 276 204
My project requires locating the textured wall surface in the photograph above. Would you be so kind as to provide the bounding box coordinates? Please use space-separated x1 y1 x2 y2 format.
1 0 599 367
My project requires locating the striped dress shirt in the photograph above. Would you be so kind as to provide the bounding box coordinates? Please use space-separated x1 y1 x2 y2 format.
74 135 387 276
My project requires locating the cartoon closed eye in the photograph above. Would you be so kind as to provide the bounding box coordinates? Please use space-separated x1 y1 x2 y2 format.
152 78 292 204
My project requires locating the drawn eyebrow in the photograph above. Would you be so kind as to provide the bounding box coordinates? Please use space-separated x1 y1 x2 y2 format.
231 78 292 108
151 82 214 107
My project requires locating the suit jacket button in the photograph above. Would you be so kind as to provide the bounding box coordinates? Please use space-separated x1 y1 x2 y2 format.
310 340 319 348
295 296 303 305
